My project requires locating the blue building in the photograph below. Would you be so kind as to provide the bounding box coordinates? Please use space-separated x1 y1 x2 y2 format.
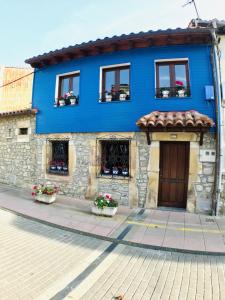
26 27 216 214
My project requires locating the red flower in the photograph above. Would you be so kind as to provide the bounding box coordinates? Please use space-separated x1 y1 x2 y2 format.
175 80 183 86
32 192 36 196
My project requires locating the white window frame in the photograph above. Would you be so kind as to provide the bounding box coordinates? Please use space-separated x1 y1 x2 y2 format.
99 63 131 100
55 70 80 100
154 58 189 89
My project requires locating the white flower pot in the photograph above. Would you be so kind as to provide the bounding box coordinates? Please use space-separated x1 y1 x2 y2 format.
105 95 112 102
35 194 56 204
178 90 185 97
119 94 127 101
70 98 76 105
91 206 118 217
59 100 65 106
162 90 170 98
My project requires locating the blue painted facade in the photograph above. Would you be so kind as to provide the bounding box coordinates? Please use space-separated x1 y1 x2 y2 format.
32 44 215 134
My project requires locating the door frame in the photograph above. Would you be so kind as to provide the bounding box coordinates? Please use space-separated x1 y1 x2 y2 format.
157 141 190 209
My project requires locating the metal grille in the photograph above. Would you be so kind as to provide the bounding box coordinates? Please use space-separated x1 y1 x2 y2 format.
99 140 130 177
48 141 69 175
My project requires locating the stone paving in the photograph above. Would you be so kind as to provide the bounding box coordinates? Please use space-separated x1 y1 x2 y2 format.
70 246 225 300
0 209 110 300
0 183 225 254
1 208 225 300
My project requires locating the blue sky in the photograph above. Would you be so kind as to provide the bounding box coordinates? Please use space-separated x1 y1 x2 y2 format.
0 0 224 66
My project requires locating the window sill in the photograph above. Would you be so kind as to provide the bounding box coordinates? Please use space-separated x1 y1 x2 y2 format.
155 96 192 100
98 99 131 104
97 174 131 180
48 169 69 176
54 104 79 108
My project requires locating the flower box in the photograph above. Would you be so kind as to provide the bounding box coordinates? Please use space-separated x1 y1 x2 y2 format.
92 193 118 217
32 183 59 204
91 206 118 217
35 194 56 204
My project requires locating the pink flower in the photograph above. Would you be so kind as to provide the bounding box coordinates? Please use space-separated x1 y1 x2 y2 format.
104 193 112 199
32 185 37 189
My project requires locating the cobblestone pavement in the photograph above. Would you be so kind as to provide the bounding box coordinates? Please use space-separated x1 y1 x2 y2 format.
0 209 110 300
69 246 225 300
1 208 225 300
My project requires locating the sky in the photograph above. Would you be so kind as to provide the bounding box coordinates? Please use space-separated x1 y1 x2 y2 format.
0 0 224 67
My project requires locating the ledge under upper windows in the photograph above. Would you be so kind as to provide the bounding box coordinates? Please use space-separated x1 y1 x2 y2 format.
54 71 80 107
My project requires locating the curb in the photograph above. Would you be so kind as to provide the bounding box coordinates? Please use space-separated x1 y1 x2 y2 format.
0 206 225 256
0 205 224 256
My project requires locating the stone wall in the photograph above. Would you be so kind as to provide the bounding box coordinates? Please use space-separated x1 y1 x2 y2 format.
0 115 36 188
0 123 218 214
195 133 216 214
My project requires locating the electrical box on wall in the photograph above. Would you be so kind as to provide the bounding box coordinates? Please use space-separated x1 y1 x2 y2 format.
200 149 216 162
205 85 214 101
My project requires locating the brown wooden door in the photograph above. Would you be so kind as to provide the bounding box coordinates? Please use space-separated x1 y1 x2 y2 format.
158 142 189 208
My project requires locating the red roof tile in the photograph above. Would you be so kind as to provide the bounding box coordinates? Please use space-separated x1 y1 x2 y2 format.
136 110 214 128
0 108 38 117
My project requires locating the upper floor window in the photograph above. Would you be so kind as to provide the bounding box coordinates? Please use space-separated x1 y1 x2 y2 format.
100 65 130 102
55 72 80 107
155 60 190 98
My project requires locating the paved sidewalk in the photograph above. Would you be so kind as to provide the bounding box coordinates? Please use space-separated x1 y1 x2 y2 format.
0 183 225 254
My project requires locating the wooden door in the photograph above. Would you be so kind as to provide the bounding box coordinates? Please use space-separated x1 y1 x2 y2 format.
158 142 189 208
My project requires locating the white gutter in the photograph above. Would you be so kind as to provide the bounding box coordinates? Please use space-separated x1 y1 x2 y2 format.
210 23 223 216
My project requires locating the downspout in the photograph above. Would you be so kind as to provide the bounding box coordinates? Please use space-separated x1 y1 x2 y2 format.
210 26 223 216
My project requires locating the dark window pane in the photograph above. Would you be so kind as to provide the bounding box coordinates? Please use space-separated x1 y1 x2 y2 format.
120 69 129 93
175 64 187 87
72 76 80 97
49 141 69 175
159 65 170 87
105 71 115 93
101 141 129 177
61 78 70 96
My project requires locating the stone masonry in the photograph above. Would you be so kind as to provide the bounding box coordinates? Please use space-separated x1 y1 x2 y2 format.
0 117 219 214
0 115 36 188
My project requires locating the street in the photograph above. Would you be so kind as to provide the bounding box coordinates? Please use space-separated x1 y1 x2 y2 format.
0 209 225 300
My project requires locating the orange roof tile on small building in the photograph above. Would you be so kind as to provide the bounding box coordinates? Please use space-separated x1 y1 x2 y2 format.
0 108 38 118
136 110 214 128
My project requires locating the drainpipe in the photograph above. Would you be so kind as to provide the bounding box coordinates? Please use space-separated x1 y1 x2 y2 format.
210 24 223 216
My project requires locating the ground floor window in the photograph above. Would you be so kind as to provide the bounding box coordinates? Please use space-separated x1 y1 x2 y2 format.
100 140 129 177
48 140 69 175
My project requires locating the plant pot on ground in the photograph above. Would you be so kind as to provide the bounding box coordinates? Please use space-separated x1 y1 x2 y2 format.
91 193 118 217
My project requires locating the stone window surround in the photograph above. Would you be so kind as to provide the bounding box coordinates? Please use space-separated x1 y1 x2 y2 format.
96 138 131 178
85 133 138 207
146 132 208 213
16 119 31 143
44 137 75 182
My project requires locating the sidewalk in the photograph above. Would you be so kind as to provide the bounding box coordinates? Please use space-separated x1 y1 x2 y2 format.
0 183 224 254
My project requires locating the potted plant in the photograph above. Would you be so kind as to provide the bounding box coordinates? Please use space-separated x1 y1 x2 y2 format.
119 90 127 101
58 97 65 106
32 182 59 204
160 88 170 98
68 91 77 105
91 193 118 217
105 92 112 102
